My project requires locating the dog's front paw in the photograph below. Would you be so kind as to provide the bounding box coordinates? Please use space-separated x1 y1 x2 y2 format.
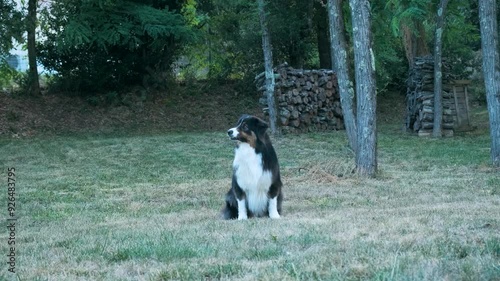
238 214 248 220
269 212 280 219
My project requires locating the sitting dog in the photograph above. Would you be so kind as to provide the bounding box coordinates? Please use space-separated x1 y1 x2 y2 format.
222 115 283 220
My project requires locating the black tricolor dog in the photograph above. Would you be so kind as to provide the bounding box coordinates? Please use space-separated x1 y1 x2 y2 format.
222 115 283 220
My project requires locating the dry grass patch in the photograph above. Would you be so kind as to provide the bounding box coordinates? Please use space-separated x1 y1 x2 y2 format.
0 130 498 280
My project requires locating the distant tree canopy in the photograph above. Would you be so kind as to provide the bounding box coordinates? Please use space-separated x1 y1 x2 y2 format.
37 0 195 92
0 0 484 94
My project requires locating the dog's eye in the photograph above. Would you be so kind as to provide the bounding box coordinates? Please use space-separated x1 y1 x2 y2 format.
242 123 248 131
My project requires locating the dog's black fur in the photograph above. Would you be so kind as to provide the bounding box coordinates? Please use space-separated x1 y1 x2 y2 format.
222 115 283 219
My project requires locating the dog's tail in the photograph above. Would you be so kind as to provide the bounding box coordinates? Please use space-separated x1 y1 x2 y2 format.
221 192 238 220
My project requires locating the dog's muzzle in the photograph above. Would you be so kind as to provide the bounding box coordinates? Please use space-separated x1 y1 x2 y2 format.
227 128 238 140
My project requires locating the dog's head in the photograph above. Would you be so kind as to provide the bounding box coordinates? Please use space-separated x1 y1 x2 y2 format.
227 115 269 147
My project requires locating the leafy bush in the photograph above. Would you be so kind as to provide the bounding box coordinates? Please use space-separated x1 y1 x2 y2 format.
0 58 22 91
37 0 195 94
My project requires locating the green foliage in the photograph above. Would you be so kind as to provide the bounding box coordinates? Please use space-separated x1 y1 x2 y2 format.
183 0 261 80
380 0 481 85
442 0 481 78
372 1 407 92
267 0 316 68
179 0 320 87
385 0 431 37
0 0 24 55
37 0 195 94
0 58 22 90
182 0 478 96
26 0 483 95
373 35 406 92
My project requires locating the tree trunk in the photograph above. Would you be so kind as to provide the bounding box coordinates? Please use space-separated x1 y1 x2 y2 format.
27 0 40 95
415 21 430 57
327 0 357 153
402 21 431 67
315 0 331 69
401 24 415 66
349 0 377 177
257 0 279 136
479 0 500 167
432 0 449 138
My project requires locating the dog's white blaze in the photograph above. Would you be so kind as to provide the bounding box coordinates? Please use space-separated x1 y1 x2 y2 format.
233 142 272 217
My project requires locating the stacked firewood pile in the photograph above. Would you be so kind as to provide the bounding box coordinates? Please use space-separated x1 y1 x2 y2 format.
406 56 455 136
255 64 344 133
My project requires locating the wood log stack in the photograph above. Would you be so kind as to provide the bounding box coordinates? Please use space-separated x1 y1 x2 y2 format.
405 56 456 137
255 64 344 133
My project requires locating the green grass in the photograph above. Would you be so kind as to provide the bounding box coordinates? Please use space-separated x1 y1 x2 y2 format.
0 128 499 280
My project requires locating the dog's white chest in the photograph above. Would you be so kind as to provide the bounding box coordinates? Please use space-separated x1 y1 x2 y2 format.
233 143 272 215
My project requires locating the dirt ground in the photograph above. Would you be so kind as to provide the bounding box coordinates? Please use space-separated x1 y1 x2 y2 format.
0 82 263 138
6 82 482 139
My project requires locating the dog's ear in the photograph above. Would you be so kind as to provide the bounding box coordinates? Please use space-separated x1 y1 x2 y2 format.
256 118 269 137
257 118 268 130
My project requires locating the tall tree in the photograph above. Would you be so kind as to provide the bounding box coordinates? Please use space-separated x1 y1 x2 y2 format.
432 0 450 137
478 0 500 167
257 0 278 135
327 0 357 153
27 0 40 95
349 0 377 177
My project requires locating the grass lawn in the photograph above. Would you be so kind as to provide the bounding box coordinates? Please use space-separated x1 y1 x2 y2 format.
0 122 499 280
